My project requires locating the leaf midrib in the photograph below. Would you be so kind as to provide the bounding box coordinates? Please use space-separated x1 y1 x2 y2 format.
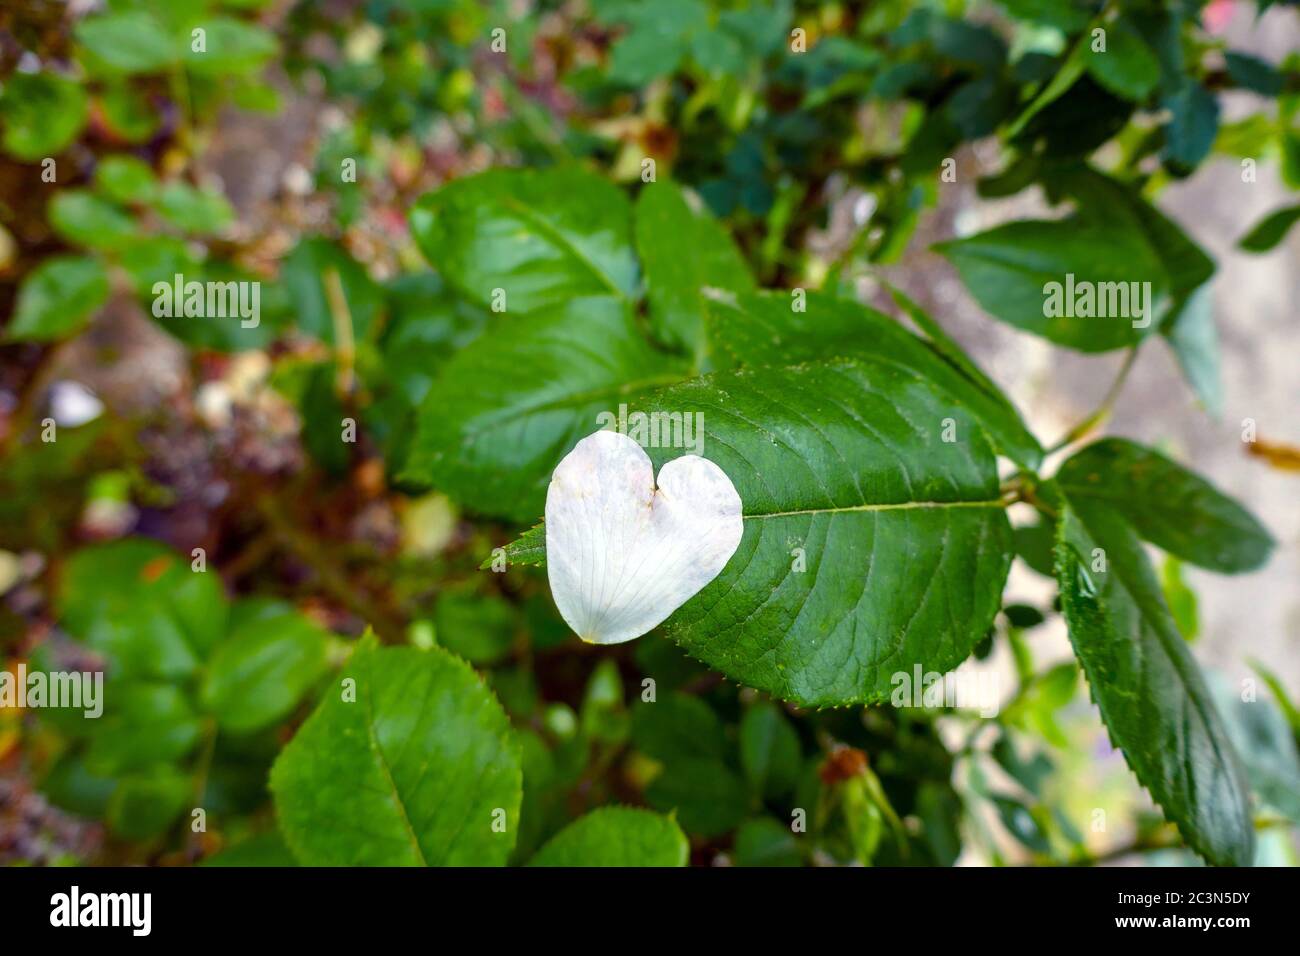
747 499 1005 519
360 649 428 866
496 193 627 300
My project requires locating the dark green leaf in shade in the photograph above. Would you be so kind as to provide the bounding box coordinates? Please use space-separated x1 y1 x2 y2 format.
1056 438 1274 573
1238 203 1300 253
1052 488 1254 866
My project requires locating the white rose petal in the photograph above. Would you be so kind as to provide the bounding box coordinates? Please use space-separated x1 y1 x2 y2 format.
545 430 744 645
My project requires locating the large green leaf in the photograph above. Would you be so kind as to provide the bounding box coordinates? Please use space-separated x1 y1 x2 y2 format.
1053 490 1254 866
270 636 521 866
491 358 1014 706
705 289 1042 467
647 360 1012 705
1056 438 1273 573
409 167 639 314
401 296 688 521
635 179 754 358
527 807 688 866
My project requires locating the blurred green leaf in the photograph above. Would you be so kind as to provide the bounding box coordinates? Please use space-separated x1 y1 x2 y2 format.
631 692 726 764
8 256 109 342
201 601 331 733
60 538 229 681
95 155 159 204
739 701 801 799
0 72 88 160
75 12 178 75
1238 203 1300 253
733 816 802 866
645 756 747 838
49 191 137 250
528 807 688 866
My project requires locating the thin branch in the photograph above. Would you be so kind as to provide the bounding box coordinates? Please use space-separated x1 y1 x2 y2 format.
1045 346 1139 455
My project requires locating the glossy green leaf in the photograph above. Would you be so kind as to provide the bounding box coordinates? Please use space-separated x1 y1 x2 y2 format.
527 807 688 866
491 358 1013 706
8 256 109 342
270 636 521 866
200 601 331 733
402 296 688 522
1056 438 1273 573
645 756 748 837
410 167 638 314
1054 167 1219 410
1053 490 1254 866
631 693 726 763
704 289 1042 467
649 360 1011 706
634 179 754 358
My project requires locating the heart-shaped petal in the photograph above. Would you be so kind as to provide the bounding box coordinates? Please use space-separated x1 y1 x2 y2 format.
545 429 744 645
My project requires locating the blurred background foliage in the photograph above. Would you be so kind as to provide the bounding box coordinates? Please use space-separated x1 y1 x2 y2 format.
0 0 1298 866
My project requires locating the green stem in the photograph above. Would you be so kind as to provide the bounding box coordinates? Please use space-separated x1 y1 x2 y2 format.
1044 346 1139 455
